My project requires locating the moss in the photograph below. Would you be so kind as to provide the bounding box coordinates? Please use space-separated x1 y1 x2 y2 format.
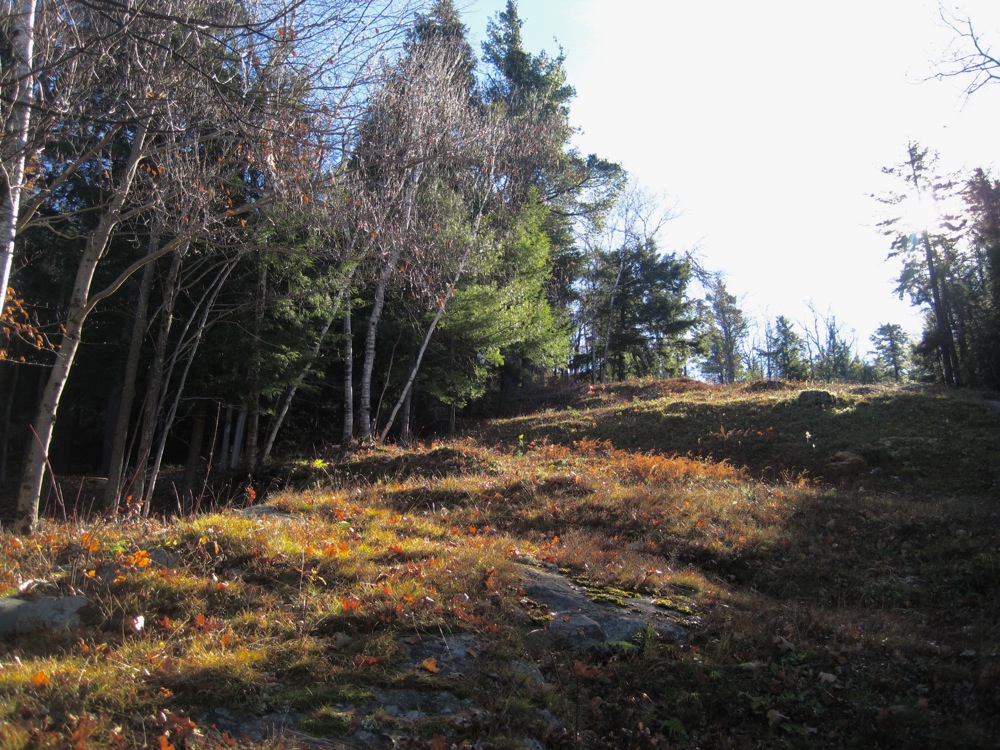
653 597 695 615
299 706 353 736
586 586 640 606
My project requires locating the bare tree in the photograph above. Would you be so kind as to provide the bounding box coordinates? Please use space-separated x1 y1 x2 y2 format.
10 0 417 532
351 41 493 442
935 10 1000 95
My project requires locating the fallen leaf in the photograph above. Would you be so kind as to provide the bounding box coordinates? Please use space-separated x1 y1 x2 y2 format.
31 671 49 687
421 657 441 673
819 671 837 684
767 709 788 726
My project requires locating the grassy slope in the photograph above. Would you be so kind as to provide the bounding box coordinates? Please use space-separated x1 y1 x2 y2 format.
1 379 999 749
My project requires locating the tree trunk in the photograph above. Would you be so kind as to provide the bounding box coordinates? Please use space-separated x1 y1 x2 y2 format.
921 231 961 386
14 124 147 534
400 380 412 445
342 309 354 445
128 250 183 505
243 260 267 475
0 364 19 485
143 260 234 510
0 0 36 302
103 234 159 511
259 306 341 466
181 398 207 508
378 243 477 444
358 171 421 442
228 408 247 471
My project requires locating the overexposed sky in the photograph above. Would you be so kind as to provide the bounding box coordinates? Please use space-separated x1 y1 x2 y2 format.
460 0 1000 350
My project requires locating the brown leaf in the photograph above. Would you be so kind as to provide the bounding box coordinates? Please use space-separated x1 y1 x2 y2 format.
421 657 441 673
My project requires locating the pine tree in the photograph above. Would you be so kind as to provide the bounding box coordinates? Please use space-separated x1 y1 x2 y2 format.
870 323 911 382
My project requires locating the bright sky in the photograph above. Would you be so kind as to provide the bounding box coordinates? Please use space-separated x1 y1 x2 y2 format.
460 0 1000 352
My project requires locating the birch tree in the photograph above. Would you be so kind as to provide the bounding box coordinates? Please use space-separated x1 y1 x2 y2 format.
0 0 36 304
351 40 490 442
10 0 412 531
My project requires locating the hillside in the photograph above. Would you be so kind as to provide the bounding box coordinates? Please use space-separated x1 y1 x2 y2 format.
1 379 999 749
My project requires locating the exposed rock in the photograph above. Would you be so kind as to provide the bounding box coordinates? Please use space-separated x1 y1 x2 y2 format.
797 390 836 407
548 613 605 643
399 633 480 676
518 565 687 645
0 595 90 636
373 688 471 718
144 546 182 569
199 707 304 744
198 564 690 747
509 660 547 688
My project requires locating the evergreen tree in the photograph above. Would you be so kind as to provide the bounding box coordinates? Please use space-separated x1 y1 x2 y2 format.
699 275 748 384
870 323 911 382
765 315 808 380
586 240 695 381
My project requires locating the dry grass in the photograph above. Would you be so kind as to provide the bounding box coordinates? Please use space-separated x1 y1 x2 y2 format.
1 379 999 748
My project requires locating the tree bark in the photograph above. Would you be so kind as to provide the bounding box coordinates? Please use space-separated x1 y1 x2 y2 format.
128 250 184 505
921 231 961 386
181 397 207 507
378 239 478 443
103 230 159 511
0 364 19 485
0 0 36 302
243 259 267 475
342 309 354 445
358 171 421 442
14 124 148 534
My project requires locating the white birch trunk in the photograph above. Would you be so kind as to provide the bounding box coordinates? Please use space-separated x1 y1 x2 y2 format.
358 170 421 442
0 0 37 301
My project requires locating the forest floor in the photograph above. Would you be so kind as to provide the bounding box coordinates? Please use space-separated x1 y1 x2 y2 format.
1 378 999 749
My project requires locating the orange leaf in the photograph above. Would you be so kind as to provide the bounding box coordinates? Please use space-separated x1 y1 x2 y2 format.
159 735 175 750
421 657 441 673
355 655 381 666
31 671 49 687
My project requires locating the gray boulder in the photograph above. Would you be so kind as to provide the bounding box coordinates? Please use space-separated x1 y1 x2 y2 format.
0 595 90 636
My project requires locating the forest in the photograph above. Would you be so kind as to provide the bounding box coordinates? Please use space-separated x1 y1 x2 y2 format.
1 0 999 537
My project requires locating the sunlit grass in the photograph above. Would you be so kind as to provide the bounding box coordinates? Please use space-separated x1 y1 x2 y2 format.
1 379 998 747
